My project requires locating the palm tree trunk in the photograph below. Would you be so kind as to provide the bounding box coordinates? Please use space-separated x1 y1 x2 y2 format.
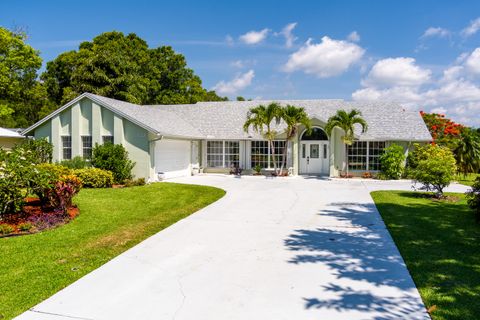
269 139 278 175
280 139 289 175
345 143 349 177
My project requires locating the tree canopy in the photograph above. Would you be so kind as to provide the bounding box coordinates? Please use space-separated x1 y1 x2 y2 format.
0 27 226 128
0 27 52 127
41 31 226 105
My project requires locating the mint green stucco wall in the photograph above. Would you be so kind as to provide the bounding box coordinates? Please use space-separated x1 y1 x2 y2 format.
31 97 152 179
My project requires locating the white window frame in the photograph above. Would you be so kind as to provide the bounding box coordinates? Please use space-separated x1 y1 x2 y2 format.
347 141 385 171
81 135 93 160
206 140 240 168
250 140 286 169
61 135 72 160
102 135 114 144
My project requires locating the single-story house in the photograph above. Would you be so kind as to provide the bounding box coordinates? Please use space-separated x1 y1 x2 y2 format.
0 127 25 150
22 93 432 180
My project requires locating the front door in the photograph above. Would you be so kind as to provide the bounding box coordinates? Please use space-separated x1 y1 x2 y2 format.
300 141 329 174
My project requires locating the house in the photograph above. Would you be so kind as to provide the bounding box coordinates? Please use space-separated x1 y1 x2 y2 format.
22 93 432 180
0 127 25 150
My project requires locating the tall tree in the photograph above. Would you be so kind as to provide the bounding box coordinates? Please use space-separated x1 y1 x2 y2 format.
243 103 282 174
279 105 312 174
41 31 226 106
0 27 51 127
325 109 368 176
454 127 480 176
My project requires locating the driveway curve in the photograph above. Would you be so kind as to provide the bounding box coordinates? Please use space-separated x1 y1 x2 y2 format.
16 176 469 320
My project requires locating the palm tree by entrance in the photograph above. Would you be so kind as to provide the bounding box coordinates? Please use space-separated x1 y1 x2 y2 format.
243 103 282 174
279 105 312 174
325 109 368 176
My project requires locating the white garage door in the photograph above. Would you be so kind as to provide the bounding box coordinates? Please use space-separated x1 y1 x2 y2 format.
155 139 191 179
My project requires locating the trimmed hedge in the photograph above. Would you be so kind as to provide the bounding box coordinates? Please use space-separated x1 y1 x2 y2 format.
73 168 114 188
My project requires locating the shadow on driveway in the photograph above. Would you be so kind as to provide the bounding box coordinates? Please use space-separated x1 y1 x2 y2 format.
284 203 428 319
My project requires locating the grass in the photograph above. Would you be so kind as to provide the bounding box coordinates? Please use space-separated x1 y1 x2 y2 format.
455 173 479 186
0 183 225 320
372 191 480 320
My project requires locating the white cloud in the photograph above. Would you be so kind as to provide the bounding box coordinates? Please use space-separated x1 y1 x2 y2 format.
424 78 480 103
239 29 269 45
362 57 431 87
421 27 450 38
347 31 360 42
465 48 480 74
461 17 480 37
212 70 255 95
441 65 464 83
351 48 480 126
276 22 298 48
283 36 365 78
352 86 424 108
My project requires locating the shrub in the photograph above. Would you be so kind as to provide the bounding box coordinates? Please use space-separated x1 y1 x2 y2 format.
412 144 457 197
466 177 480 222
37 163 72 178
74 168 114 188
253 164 262 174
30 164 71 205
124 177 146 187
0 148 33 215
44 175 82 213
379 144 406 180
0 224 14 235
13 138 53 164
91 143 135 183
60 156 91 169
18 222 33 232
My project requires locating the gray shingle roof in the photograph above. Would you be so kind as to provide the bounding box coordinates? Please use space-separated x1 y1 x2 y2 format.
24 93 432 142
144 99 432 141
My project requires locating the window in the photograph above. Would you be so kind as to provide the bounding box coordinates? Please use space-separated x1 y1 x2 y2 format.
224 141 240 167
206 141 240 168
301 127 328 140
347 141 385 171
323 144 327 159
251 141 269 168
81 136 93 159
102 135 114 144
207 141 224 167
310 144 319 158
61 136 72 160
251 140 286 169
368 141 385 171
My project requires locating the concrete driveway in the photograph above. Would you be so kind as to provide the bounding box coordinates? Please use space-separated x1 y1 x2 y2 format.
16 176 470 320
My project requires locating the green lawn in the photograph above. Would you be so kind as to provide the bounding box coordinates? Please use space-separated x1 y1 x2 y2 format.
455 173 479 186
372 191 480 320
0 183 225 320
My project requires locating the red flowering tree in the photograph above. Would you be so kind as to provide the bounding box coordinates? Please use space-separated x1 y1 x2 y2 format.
420 111 463 147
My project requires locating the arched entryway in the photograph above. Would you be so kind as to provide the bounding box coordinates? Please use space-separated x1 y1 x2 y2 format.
299 127 329 175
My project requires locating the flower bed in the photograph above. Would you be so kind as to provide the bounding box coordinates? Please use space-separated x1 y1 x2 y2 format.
0 198 79 237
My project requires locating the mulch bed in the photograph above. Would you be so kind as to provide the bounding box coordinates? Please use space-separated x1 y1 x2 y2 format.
0 198 79 238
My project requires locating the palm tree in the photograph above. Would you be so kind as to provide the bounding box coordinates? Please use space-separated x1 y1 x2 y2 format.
279 105 312 174
454 127 480 177
243 103 282 173
325 109 368 176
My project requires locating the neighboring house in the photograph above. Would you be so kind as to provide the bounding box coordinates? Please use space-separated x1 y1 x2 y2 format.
22 93 432 180
0 127 25 150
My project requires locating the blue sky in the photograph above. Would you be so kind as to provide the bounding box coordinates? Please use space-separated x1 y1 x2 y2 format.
2 0 480 125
